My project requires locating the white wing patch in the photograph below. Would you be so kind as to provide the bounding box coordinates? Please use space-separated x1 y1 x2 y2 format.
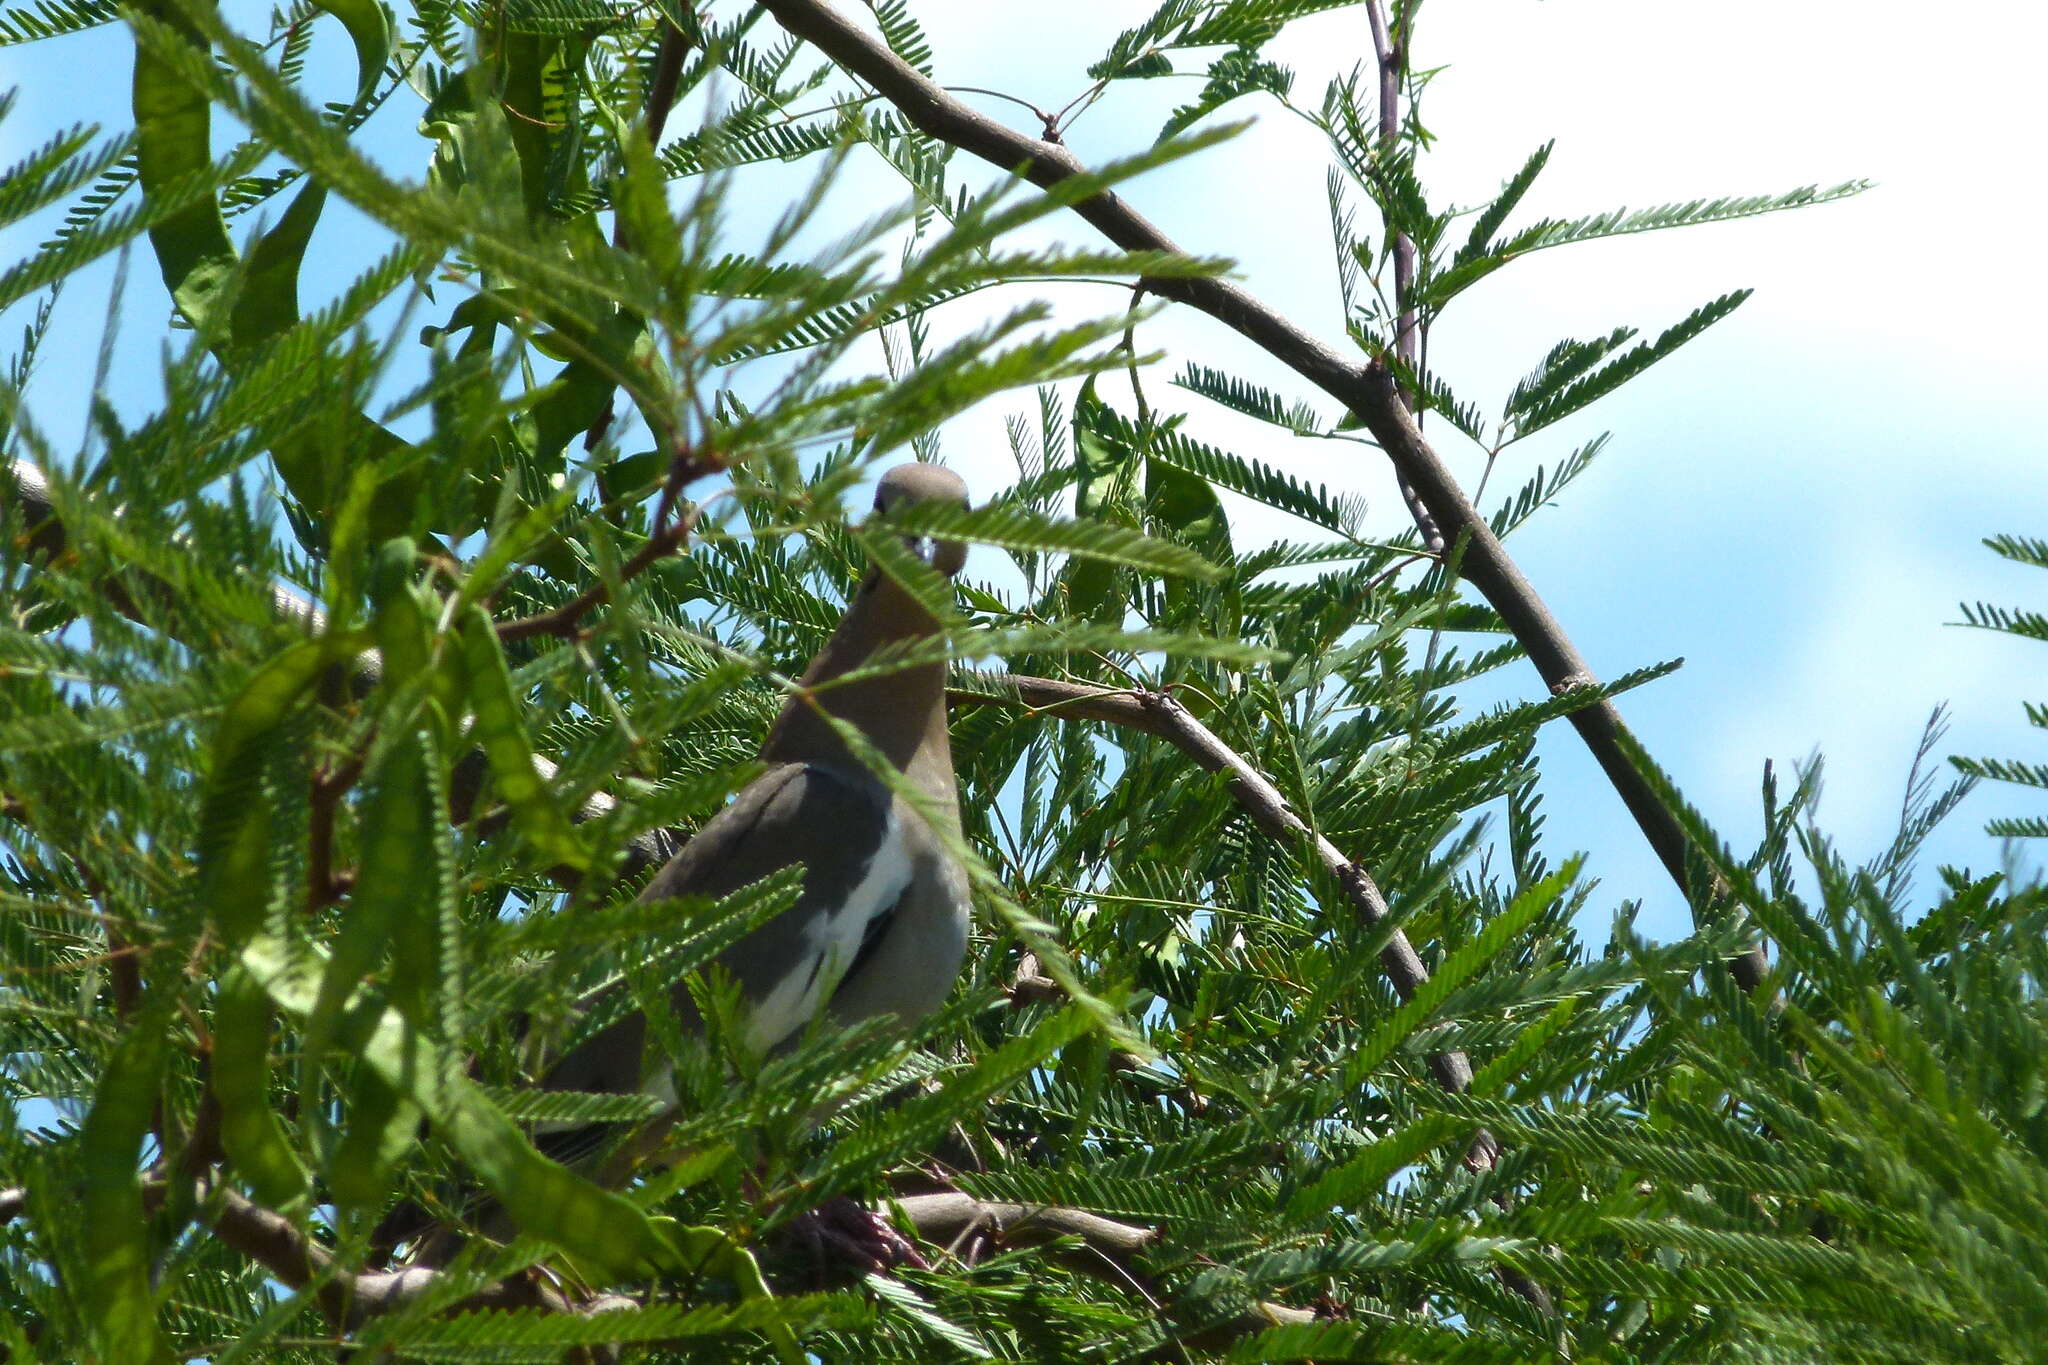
742 806 912 1056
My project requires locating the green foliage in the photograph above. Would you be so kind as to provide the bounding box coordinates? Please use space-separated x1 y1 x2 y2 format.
1 2 2012 1363
1453 733 2048 1361
0 0 118 46
1954 532 2048 836
1506 290 1753 442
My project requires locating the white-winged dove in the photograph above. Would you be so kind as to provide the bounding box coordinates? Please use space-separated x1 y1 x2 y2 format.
536 461 975 1166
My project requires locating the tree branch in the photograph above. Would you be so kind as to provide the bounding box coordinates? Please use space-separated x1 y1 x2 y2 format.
953 675 1471 1091
1365 0 1444 555
750 0 1766 992
895 1190 1157 1257
495 506 702 644
891 1193 1319 1345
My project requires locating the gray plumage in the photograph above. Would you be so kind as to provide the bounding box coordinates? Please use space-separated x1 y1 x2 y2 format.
538 462 974 1166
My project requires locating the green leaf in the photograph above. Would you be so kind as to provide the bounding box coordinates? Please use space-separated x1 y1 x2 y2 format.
1503 327 1636 423
866 1273 993 1359
454 476 585 613
1984 533 2048 570
1066 376 1142 619
362 1295 864 1358
0 123 126 231
1454 142 1552 269
814 1002 1099 1195
310 0 390 109
458 605 591 872
1489 434 1609 539
198 635 360 946
213 963 312 1207
1510 291 1751 439
1498 180 1869 259
881 498 1222 581
0 0 120 45
1087 0 1201 80
1143 414 1351 533
1339 863 1582 1094
1383 354 1484 444
327 1066 419 1214
1469 996 1579 1096
130 0 237 331
1145 439 1235 629
227 175 325 350
1285 1112 1460 1221
305 720 441 1077
1093 49 1172 80
79 1023 171 1365
1408 143 1555 315
864 0 932 74
242 935 684 1283
1173 362 1325 435
128 0 418 535
1146 445 1231 561
1159 46 1292 142
661 1223 806 1365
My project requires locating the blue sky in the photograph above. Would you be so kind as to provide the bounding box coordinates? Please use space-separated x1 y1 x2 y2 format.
4 0 2044 947
908 0 2048 937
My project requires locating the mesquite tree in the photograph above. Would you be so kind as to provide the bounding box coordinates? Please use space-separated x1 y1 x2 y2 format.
3 2 2043 1361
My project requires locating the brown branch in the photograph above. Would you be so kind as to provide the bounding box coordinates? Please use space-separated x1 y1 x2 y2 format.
1006 951 1065 1007
496 481 713 643
895 1190 1159 1257
641 20 691 149
206 1185 354 1323
1365 0 1443 556
206 1184 591 1326
892 1192 1317 1346
1366 0 1415 369
954 677 1474 1096
104 924 142 1019
64 843 144 1023
306 754 364 911
751 0 1766 994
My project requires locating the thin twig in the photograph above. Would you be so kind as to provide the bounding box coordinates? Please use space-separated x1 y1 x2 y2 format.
305 754 363 911
495 476 718 644
1364 0 1444 556
947 84 1053 127
890 1193 1318 1342
1121 285 1153 428
642 22 691 148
